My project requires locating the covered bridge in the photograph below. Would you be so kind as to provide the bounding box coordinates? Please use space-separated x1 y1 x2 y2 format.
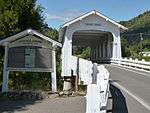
59 10 127 78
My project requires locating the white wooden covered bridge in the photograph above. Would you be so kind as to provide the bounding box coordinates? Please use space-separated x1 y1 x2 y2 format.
59 10 127 79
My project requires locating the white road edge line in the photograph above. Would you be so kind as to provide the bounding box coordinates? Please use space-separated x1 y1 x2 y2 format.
111 64 150 77
112 63 150 74
110 80 150 111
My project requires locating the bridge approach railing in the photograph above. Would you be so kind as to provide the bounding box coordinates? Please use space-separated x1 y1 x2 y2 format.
111 58 150 71
71 56 110 113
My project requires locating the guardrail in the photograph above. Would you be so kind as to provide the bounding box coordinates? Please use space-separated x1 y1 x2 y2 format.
71 56 110 113
71 56 93 85
111 58 150 71
86 65 109 113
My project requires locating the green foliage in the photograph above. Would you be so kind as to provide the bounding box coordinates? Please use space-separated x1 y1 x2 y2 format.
73 46 91 60
41 27 59 40
77 47 91 59
0 0 45 38
120 11 150 32
56 48 63 90
9 72 51 90
121 37 131 57
142 39 150 51
120 11 150 58
142 56 150 61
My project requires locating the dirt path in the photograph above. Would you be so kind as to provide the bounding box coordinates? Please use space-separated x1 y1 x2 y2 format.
0 96 86 113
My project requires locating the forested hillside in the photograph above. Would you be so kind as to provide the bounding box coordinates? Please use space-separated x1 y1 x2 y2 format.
120 11 150 33
120 11 150 58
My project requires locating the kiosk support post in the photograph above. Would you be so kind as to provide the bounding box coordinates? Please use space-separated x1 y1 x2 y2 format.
51 48 57 93
2 42 9 92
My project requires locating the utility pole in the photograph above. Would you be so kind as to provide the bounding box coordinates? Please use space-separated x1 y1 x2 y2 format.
140 33 143 41
139 33 143 56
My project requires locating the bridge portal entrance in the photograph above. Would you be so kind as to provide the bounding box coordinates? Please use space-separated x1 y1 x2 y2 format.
72 30 113 63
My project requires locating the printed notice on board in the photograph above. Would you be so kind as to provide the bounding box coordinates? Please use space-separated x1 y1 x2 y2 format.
25 48 35 68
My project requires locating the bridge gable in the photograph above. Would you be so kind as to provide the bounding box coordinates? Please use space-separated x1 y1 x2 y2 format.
68 14 119 34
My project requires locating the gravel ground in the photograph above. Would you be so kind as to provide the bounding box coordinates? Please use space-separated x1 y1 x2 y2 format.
0 96 86 113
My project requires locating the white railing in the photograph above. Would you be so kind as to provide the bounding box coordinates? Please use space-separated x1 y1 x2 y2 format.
97 65 109 110
86 65 109 113
71 56 110 113
111 58 150 70
71 56 93 85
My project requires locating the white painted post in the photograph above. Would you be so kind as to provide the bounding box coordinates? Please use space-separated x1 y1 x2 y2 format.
86 84 101 113
2 42 9 92
92 63 98 84
63 77 72 91
112 33 118 59
117 38 122 59
51 48 57 93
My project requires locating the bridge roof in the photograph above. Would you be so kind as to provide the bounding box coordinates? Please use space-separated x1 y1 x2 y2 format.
59 10 128 42
60 10 128 30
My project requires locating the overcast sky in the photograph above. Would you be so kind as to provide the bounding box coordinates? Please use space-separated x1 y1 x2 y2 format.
37 0 150 29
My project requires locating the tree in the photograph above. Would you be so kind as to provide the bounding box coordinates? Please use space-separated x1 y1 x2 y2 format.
121 37 131 57
0 0 45 38
41 26 59 40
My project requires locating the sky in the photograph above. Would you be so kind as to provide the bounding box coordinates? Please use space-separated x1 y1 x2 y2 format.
37 0 150 29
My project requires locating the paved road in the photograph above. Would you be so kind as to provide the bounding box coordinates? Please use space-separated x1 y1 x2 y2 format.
0 96 86 113
1 64 150 113
106 64 150 113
